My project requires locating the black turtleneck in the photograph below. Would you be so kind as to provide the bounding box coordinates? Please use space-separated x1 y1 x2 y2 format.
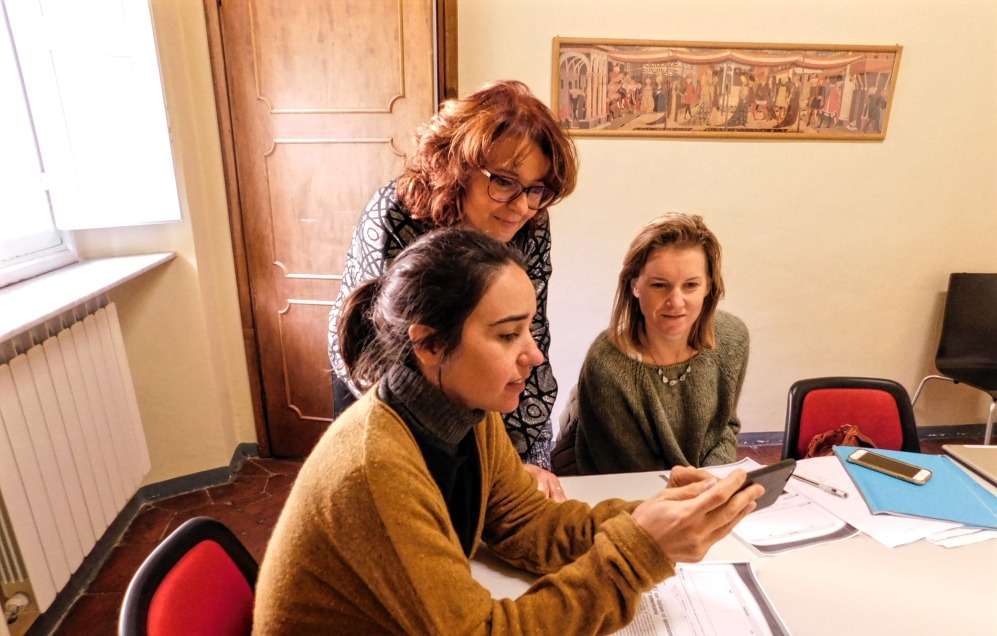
379 364 483 556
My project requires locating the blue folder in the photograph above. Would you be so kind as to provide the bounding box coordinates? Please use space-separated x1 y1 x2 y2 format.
832 446 997 529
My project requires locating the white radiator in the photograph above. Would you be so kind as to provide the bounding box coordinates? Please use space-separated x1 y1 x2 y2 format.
0 302 149 611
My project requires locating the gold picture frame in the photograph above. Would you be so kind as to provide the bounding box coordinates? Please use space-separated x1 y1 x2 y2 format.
552 37 901 140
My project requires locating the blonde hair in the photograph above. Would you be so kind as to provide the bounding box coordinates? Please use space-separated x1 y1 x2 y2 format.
608 213 725 354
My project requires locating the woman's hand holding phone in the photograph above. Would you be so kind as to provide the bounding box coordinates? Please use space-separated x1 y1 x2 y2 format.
736 459 797 509
632 466 763 564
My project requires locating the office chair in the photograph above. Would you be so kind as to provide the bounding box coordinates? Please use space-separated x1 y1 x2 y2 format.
782 377 921 460
119 517 258 636
912 273 997 445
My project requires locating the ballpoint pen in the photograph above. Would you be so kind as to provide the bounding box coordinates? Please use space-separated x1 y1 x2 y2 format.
791 473 848 498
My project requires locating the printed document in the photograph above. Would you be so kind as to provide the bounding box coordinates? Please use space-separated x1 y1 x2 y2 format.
702 458 858 554
616 562 790 636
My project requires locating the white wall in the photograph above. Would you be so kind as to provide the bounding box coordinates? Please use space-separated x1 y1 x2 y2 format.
459 0 997 434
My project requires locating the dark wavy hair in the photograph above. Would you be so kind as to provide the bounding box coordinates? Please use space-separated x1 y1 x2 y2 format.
396 80 578 228
609 213 725 354
338 227 527 390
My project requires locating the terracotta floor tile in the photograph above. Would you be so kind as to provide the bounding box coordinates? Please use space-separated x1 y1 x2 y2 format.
236 492 286 525
86 543 154 594
160 502 239 536
119 504 175 545
148 488 211 512
263 472 296 496
240 523 280 563
235 457 272 477
206 474 270 506
52 591 122 636
208 505 267 538
252 457 304 476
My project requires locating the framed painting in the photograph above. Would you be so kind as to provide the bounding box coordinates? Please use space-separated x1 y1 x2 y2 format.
552 38 901 140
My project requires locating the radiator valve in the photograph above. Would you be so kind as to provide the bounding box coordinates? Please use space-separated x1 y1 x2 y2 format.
4 593 30 624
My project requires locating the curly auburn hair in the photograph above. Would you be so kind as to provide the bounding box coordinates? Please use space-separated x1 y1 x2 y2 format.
396 80 578 228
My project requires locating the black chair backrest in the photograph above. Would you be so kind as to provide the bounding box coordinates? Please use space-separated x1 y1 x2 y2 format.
936 273 997 393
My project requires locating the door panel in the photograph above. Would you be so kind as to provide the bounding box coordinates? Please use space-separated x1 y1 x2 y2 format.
216 0 437 457
252 0 405 112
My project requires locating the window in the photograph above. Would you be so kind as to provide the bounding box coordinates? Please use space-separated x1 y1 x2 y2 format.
0 0 74 286
1 0 181 288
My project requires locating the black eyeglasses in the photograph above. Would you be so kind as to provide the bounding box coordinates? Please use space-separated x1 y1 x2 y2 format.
479 168 556 210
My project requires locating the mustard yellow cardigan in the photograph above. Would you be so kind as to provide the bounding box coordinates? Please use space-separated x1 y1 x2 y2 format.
253 389 673 635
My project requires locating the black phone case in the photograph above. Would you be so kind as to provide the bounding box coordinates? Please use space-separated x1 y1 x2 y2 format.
740 458 797 510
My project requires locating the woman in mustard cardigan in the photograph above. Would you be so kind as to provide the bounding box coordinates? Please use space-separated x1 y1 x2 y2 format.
254 227 761 634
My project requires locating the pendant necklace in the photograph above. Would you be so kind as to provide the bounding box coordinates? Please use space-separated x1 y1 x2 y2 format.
656 363 692 387
642 343 694 387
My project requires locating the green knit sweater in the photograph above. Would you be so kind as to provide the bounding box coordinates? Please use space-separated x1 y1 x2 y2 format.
574 310 749 474
253 384 673 634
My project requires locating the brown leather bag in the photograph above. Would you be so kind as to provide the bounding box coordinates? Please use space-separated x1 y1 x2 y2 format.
804 423 877 458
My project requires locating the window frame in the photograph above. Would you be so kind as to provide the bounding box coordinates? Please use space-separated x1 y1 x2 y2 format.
1 0 181 289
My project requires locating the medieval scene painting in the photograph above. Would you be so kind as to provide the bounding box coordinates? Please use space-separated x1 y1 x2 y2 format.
553 38 901 140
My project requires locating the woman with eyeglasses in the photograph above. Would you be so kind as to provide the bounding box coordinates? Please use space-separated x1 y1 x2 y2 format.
328 80 578 499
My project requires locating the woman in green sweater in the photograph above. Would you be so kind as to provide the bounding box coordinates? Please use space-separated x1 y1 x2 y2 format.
253 227 761 634
555 213 749 475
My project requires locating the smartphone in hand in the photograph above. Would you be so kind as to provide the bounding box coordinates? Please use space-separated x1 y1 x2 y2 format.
846 448 932 485
737 458 797 510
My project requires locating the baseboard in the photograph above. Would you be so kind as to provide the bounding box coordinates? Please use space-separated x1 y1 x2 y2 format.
915 422 987 440
139 442 260 501
31 443 261 636
737 423 987 447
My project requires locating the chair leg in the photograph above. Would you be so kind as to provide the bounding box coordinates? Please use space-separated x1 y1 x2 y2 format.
984 398 997 446
911 375 953 406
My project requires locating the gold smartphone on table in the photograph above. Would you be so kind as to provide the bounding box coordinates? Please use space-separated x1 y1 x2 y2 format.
846 448 932 485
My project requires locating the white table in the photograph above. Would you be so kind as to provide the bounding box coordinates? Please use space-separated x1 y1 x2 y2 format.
470 470 997 636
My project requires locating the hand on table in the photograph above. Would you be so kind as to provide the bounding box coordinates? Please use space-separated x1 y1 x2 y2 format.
524 464 567 502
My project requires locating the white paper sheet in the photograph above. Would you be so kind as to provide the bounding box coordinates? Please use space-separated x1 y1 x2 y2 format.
701 458 857 554
926 526 997 547
616 562 790 636
733 490 858 554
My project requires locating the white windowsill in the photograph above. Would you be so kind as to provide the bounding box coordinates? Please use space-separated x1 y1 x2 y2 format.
0 252 176 342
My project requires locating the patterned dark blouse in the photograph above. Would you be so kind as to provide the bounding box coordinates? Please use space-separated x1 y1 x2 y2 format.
328 181 557 468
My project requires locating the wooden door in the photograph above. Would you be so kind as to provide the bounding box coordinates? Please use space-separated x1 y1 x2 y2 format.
208 0 446 457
